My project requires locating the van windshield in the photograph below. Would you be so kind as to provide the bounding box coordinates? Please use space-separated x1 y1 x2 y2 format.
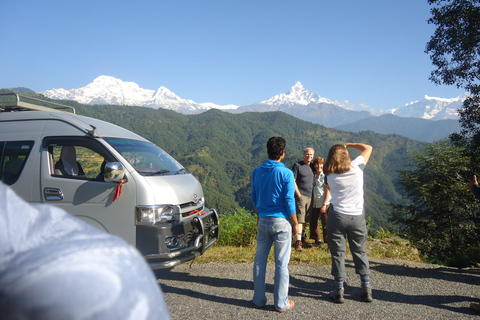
103 138 186 176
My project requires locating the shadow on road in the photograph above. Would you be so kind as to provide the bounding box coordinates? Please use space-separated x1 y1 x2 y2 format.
155 261 480 317
369 259 480 285
156 268 253 308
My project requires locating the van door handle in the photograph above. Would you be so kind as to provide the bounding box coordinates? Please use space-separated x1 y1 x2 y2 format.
44 188 64 201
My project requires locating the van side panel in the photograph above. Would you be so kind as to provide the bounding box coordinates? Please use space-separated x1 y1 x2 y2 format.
37 120 138 246
40 168 138 246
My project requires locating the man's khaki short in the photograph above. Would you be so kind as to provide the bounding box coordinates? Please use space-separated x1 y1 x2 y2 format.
295 195 312 224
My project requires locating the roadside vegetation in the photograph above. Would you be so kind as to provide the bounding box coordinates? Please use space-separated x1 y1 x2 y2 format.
195 210 424 265
199 1 480 269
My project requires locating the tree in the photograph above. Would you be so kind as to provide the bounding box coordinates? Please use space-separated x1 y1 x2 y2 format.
390 140 480 267
426 0 480 151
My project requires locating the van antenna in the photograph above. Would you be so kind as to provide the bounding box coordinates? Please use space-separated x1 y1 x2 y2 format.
87 125 97 137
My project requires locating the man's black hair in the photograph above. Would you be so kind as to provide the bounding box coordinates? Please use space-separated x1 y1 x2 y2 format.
267 137 286 160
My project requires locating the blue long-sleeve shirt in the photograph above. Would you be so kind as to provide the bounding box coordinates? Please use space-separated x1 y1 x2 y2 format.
251 160 296 219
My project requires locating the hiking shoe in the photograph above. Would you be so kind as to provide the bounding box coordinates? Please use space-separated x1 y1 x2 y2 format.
252 302 265 309
295 241 303 252
329 287 345 304
301 237 313 248
276 300 294 312
303 241 313 248
470 302 480 313
361 286 373 303
315 240 323 247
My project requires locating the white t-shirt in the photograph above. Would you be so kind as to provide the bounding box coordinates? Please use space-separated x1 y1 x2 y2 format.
326 155 365 216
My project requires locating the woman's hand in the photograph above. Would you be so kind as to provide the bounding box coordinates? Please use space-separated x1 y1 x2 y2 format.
468 175 478 190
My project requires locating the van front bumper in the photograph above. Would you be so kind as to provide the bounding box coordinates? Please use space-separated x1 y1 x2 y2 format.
136 208 220 269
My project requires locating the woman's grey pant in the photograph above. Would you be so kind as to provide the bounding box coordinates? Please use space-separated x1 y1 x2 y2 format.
327 206 370 279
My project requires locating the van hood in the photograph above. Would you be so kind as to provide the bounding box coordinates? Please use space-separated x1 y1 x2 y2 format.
142 173 204 207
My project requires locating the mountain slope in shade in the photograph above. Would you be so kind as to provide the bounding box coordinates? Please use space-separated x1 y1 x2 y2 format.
276 102 372 127
335 113 461 142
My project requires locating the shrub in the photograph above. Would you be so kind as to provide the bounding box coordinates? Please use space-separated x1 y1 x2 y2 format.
218 209 257 247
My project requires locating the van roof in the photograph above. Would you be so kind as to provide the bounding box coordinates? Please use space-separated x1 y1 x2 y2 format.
0 92 148 142
0 92 76 113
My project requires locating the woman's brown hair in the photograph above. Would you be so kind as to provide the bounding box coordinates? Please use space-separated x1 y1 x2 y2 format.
324 144 351 175
313 157 324 165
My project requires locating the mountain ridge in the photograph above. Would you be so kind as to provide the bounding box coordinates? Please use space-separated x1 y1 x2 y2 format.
38 75 463 120
28 75 467 142
335 114 461 143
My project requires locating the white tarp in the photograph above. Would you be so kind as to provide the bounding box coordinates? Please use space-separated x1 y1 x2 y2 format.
0 182 170 320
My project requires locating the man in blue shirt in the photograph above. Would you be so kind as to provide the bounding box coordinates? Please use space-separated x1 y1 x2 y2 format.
251 137 299 312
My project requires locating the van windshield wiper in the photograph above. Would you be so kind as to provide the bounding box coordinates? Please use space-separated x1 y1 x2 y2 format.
145 169 170 176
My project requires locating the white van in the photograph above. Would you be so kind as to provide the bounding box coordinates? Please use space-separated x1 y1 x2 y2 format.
0 92 220 269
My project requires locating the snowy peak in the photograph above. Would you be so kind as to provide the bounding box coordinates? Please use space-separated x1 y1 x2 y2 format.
389 94 465 120
42 75 154 106
150 86 186 103
40 76 237 114
259 82 344 108
287 81 306 94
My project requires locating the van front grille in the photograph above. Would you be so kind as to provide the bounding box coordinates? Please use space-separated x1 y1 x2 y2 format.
180 201 196 209
180 202 205 218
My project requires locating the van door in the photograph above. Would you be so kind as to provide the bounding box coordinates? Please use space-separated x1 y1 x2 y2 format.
40 136 138 246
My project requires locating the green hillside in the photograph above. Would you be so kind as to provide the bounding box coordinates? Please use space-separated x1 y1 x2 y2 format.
69 103 424 231
0 90 425 231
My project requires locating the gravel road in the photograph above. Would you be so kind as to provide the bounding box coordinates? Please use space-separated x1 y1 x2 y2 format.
156 257 480 319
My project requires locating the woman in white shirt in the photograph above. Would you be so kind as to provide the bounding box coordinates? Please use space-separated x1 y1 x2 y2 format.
323 143 373 304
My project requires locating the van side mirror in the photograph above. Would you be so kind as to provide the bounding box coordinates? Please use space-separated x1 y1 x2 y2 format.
104 162 125 183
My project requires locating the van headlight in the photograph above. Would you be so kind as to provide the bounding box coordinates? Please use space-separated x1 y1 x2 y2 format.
136 205 175 224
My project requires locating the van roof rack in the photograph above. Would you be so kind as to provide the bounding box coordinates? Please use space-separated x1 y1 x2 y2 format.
0 92 76 114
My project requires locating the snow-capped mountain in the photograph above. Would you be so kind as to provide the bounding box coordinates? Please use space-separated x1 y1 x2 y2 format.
39 76 464 124
230 82 370 127
40 76 238 114
389 94 464 120
255 81 346 109
335 95 465 142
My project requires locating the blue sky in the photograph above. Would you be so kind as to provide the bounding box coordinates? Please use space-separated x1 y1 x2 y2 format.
2 0 465 111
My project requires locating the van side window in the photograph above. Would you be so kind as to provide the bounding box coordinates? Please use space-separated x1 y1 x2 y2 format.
45 137 116 181
0 141 34 186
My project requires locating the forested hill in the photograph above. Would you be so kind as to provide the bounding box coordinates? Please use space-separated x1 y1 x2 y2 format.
0 89 425 231
67 102 424 231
